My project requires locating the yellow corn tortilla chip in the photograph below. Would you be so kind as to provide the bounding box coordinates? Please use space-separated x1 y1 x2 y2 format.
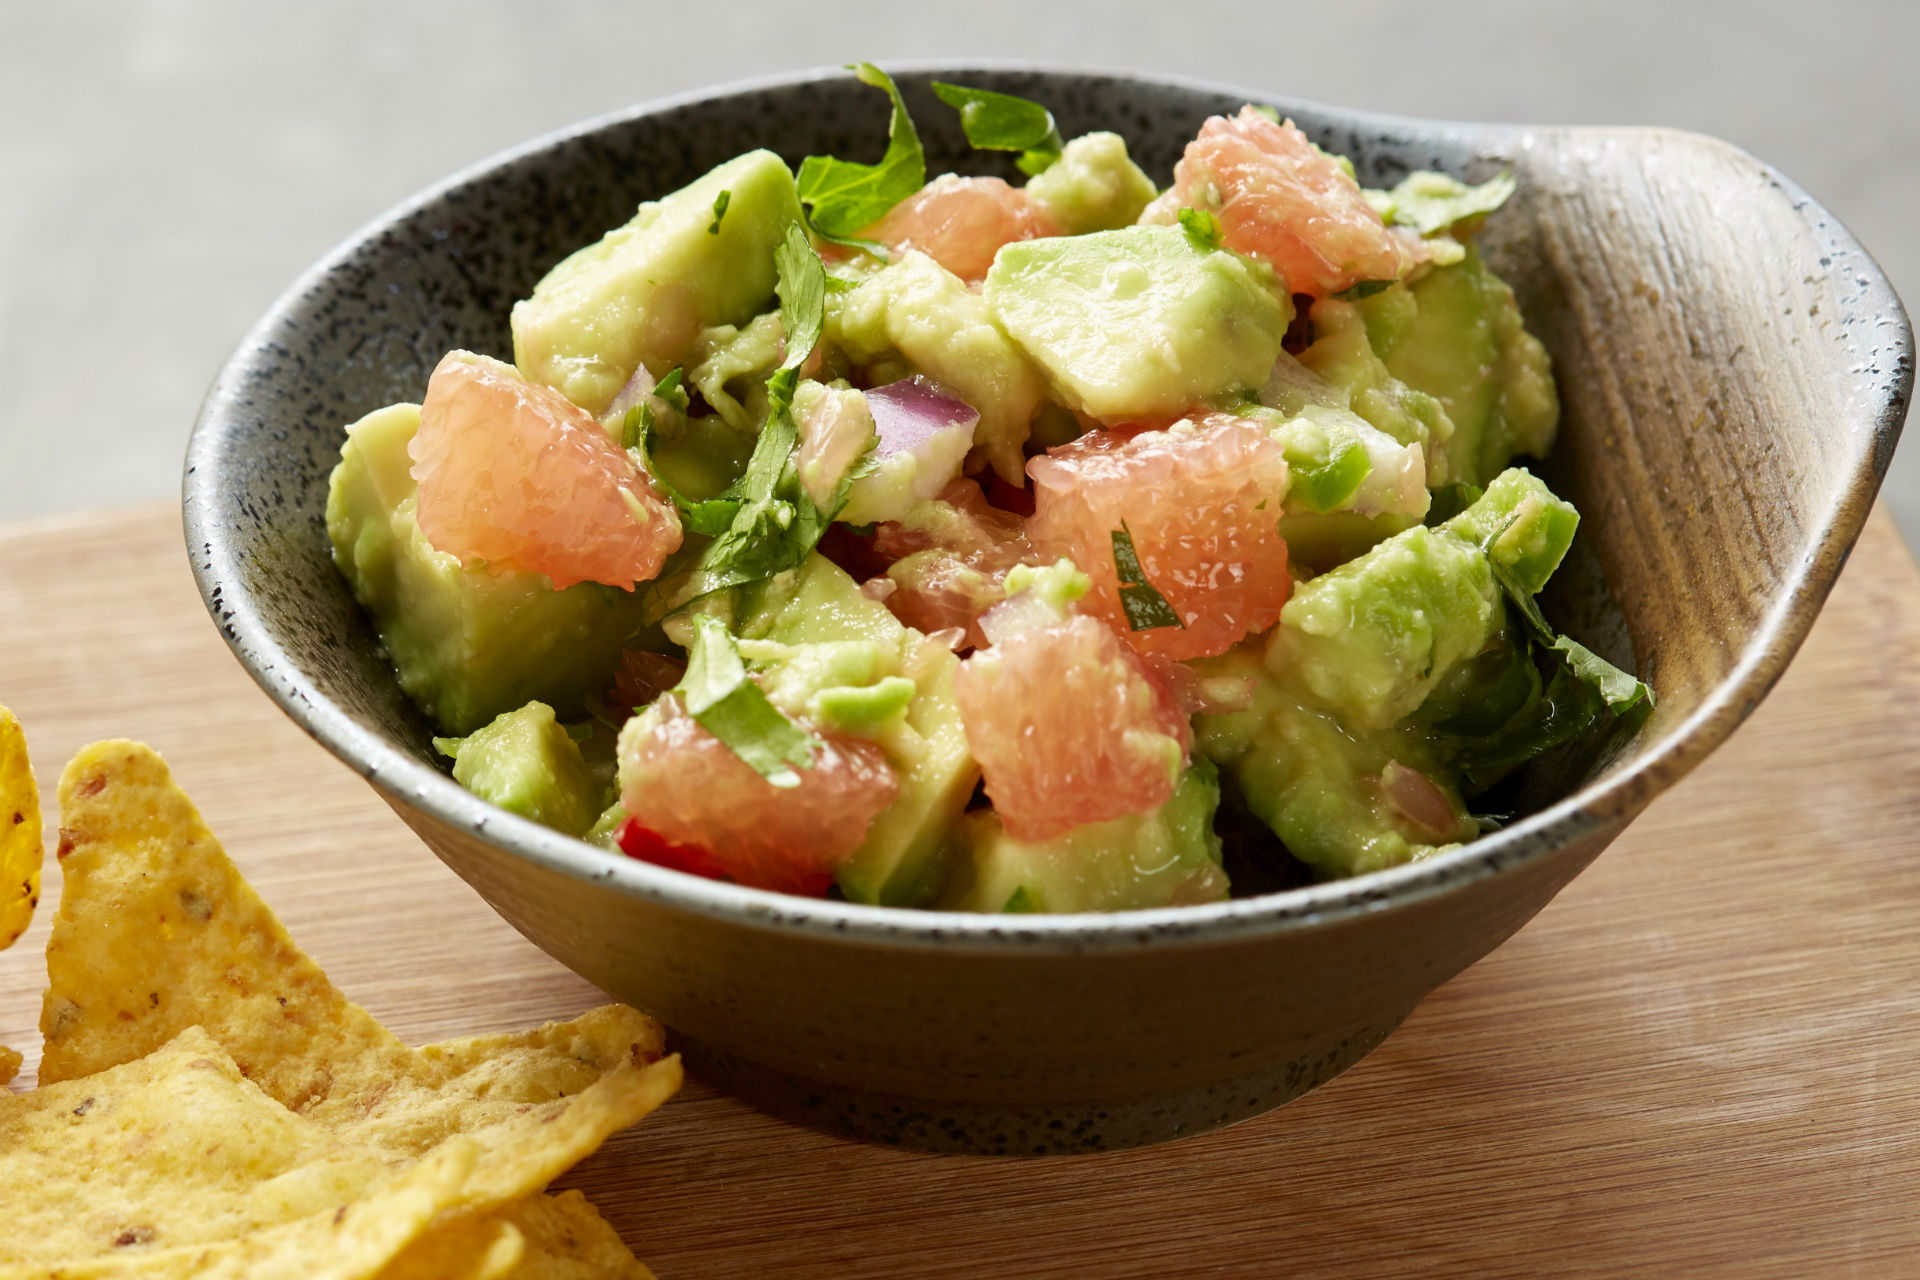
0 704 42 953
0 1045 19 1087
38 741 679 1185
0 1026 385 1266
374 1215 525 1280
0 1025 483 1279
0 1137 485 1280
34 740 674 1276
490 1191 657 1280
375 1191 656 1280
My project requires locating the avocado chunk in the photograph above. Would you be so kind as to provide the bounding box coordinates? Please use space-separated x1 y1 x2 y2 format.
733 553 979 906
1189 645 1472 878
826 249 1043 483
985 225 1291 422
1297 296 1456 480
938 760 1229 913
1023 131 1158 233
326 402 650 734
434 701 601 837
1270 468 1576 732
511 150 804 415
1354 245 1559 486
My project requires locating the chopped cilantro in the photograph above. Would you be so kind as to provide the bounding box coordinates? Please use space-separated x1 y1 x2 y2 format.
1001 886 1041 913
929 81 1064 176
1249 104 1281 124
675 615 819 787
797 63 925 241
1334 280 1393 300
1111 522 1184 632
1178 207 1224 252
642 222 846 620
653 367 688 412
708 188 731 235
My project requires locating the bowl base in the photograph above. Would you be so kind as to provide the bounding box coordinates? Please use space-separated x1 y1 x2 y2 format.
674 1010 1410 1155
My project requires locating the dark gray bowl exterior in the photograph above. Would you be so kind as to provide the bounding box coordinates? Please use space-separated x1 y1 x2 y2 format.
184 66 1911 1153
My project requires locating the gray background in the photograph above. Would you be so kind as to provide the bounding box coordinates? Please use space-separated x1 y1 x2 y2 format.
4 1 1914 533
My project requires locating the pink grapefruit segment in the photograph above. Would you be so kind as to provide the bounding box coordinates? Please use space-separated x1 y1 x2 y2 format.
409 350 683 590
954 613 1190 842
1027 418 1292 662
1170 108 1412 297
617 695 898 895
871 478 1035 650
861 175 1059 284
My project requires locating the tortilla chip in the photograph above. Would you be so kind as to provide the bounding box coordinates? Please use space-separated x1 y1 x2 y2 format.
39 740 678 1178
493 1191 657 1280
0 1045 19 1088
373 1215 525 1280
0 1027 484 1279
4 1137 486 1280
0 703 43 951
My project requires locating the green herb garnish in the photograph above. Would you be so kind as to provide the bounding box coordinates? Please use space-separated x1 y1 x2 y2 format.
1334 280 1394 300
1111 522 1184 631
1178 207 1224 252
643 222 846 619
708 189 731 234
929 81 1064 176
797 63 925 243
675 615 819 787
653 367 688 412
1369 169 1517 238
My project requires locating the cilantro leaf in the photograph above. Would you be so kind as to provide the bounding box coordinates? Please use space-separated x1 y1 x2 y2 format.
1112 522 1184 631
675 614 818 787
929 81 1064 176
641 224 841 620
1178 207 1224 252
773 220 826 375
653 367 688 412
708 189 731 235
797 63 925 239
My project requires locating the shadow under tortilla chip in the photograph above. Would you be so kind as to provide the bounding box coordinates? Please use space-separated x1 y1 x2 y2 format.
36 741 679 1274
0 1025 481 1278
0 703 44 1084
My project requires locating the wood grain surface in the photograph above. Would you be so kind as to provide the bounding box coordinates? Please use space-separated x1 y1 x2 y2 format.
2 502 1917 1278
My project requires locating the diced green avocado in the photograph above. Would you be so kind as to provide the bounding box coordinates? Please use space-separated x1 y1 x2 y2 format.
1023 132 1158 233
937 760 1229 913
1297 297 1456 479
511 150 804 415
1355 245 1559 486
1189 646 1472 878
1442 467 1579 594
826 249 1043 484
985 225 1291 422
435 701 601 837
325 403 651 734
687 311 784 432
1272 525 1500 732
734 554 979 906
1268 469 1578 731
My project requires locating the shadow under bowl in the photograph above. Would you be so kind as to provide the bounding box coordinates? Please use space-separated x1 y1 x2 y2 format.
183 65 1911 1154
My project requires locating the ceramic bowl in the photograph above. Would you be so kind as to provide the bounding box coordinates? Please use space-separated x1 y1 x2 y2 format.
183 65 1911 1154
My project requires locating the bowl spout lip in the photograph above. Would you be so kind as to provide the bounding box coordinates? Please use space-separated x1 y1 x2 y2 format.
183 64 1913 957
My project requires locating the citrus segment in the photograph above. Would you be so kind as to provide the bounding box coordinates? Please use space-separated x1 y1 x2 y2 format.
1027 418 1292 661
616 695 898 894
862 175 1058 284
1169 108 1412 297
954 613 1189 841
410 351 683 590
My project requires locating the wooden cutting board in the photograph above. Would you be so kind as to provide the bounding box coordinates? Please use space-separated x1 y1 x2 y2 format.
1 502 1916 1278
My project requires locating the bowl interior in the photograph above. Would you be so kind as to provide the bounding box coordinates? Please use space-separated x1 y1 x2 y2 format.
185 66 1910 933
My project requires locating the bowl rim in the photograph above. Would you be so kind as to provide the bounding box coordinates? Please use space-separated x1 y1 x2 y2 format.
184 61 1913 956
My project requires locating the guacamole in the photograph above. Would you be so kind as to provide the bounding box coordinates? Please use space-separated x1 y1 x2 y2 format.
325 66 1651 913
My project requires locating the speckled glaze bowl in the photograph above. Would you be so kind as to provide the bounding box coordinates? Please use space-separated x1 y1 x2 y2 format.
184 66 1910 1154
